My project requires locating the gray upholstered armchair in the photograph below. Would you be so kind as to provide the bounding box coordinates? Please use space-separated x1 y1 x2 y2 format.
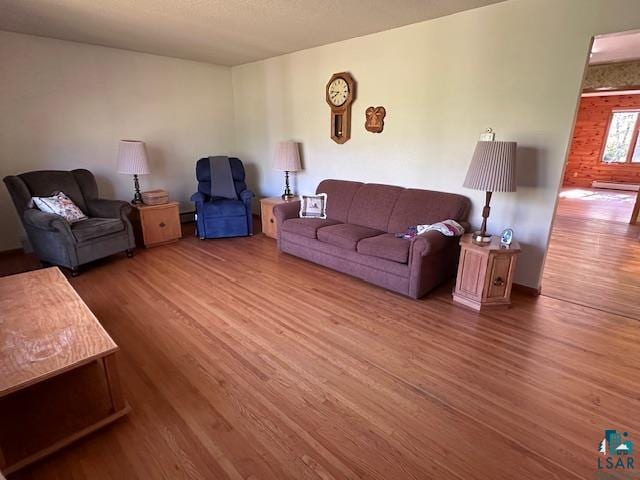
3 169 135 274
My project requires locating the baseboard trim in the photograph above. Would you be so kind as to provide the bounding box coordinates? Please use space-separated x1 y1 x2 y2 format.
512 283 541 297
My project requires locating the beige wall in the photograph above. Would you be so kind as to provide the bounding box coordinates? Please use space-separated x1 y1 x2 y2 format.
0 31 235 251
3 0 640 289
232 0 640 289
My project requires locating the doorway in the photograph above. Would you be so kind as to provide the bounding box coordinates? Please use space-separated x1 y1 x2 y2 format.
542 30 640 319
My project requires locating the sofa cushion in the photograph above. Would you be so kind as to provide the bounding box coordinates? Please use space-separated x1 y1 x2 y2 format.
280 230 410 278
315 179 363 223
201 199 246 218
71 218 125 243
317 223 383 250
387 189 471 233
357 233 411 264
347 184 403 231
281 218 340 239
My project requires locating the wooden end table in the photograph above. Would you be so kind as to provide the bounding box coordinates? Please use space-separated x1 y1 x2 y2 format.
0 268 130 475
452 234 521 311
260 196 296 239
131 201 182 247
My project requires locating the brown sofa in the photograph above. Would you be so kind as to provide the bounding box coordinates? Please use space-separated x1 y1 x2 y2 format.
273 179 471 298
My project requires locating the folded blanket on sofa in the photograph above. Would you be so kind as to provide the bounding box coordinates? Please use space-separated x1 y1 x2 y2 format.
395 219 464 239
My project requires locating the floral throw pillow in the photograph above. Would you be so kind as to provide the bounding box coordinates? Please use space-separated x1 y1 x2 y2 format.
32 192 87 223
299 193 327 219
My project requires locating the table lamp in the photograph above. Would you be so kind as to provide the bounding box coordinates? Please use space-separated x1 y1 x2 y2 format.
273 141 302 200
116 140 150 204
463 140 517 244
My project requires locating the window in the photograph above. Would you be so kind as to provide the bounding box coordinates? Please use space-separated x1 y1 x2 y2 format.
602 110 640 163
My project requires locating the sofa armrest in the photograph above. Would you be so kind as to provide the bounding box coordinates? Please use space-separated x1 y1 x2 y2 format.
409 231 457 260
86 199 131 219
23 209 73 236
273 200 301 246
273 200 300 224
408 231 463 298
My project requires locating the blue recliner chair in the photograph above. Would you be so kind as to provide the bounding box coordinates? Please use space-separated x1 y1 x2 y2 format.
190 157 254 239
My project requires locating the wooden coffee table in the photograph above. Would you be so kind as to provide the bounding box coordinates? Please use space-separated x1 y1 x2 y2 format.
0 268 130 475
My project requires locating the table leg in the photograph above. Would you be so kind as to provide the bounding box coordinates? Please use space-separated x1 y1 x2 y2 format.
102 353 126 412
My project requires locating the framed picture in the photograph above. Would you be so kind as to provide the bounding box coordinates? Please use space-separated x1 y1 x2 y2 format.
500 228 514 246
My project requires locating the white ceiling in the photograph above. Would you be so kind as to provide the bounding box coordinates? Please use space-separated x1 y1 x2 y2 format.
591 30 640 64
0 0 505 66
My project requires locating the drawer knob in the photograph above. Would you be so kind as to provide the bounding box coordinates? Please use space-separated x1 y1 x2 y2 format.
159 222 166 228
270 218 274 223
493 277 505 286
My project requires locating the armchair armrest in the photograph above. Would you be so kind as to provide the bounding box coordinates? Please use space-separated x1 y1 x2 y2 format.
239 190 254 203
86 199 131 219
190 191 209 204
23 209 72 235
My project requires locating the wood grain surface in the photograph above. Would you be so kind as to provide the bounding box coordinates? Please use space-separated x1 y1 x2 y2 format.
543 188 640 319
563 94 640 187
0 268 117 397
1 223 639 479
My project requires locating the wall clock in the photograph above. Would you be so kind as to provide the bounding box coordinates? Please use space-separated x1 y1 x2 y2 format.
326 72 356 144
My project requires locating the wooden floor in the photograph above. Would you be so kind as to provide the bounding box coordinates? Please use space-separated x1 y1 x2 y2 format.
554 187 636 223
543 188 640 319
2 222 640 479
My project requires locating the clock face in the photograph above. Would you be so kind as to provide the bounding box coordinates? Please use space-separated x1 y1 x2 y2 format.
328 77 349 106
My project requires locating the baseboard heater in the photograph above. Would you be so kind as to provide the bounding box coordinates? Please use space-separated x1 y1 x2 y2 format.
591 181 640 192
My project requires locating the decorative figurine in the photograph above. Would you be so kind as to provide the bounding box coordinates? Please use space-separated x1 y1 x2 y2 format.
365 106 386 133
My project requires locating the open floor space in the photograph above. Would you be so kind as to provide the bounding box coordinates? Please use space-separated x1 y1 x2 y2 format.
543 189 640 319
2 233 639 479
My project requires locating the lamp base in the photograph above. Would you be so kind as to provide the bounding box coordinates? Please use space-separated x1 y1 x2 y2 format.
471 191 494 245
471 231 492 244
281 170 295 200
132 174 143 204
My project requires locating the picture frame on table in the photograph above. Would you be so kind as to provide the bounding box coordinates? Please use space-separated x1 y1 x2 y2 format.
500 228 514 247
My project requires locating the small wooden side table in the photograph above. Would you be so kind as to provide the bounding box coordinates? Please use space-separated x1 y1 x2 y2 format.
453 234 521 311
131 201 182 247
260 197 295 239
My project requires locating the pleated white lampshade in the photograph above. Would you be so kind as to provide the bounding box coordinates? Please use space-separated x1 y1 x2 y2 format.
273 141 302 172
463 141 517 192
116 140 150 175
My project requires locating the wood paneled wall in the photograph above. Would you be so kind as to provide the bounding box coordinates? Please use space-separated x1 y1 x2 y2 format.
563 94 640 187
